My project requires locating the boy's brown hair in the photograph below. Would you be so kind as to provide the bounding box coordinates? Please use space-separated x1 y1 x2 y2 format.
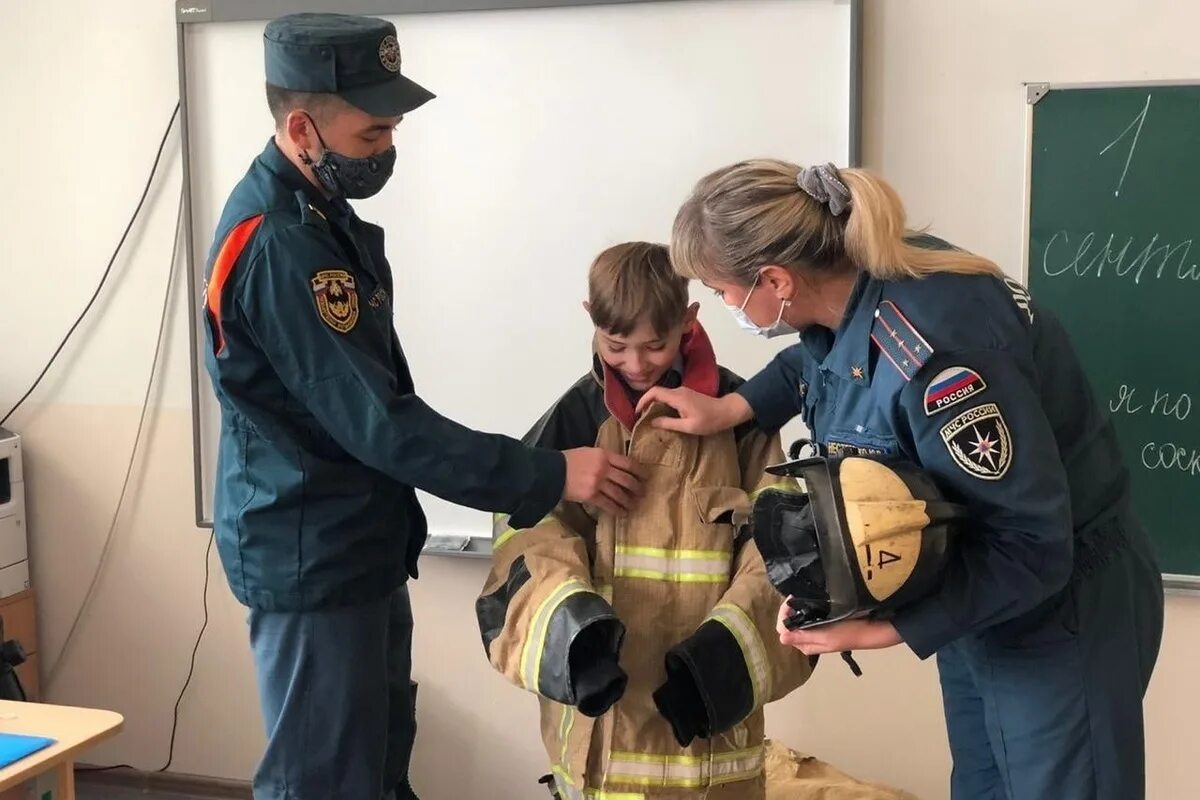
587 242 690 337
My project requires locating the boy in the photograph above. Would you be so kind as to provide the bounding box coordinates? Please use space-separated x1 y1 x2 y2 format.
476 243 814 799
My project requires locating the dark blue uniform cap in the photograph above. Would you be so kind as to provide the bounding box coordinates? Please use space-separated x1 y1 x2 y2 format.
264 13 435 118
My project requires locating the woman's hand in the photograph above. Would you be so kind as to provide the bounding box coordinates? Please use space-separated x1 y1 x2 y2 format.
776 600 903 655
634 387 752 436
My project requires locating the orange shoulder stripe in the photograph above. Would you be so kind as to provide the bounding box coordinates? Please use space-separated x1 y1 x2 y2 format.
206 214 265 355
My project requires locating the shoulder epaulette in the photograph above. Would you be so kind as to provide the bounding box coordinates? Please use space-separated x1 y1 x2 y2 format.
299 195 331 233
870 300 934 381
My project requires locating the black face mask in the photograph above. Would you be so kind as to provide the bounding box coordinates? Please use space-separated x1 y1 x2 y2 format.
300 115 396 200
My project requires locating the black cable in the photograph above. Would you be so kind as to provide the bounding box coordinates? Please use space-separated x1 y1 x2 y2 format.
76 763 134 774
77 534 214 777
158 531 214 774
0 102 181 428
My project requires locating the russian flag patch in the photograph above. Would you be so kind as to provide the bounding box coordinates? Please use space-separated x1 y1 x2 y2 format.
924 367 987 416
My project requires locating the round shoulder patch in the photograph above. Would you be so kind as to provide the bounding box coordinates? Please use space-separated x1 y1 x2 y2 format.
379 35 402 73
939 402 1012 480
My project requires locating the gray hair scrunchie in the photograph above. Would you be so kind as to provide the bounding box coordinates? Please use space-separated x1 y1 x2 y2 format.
796 163 851 216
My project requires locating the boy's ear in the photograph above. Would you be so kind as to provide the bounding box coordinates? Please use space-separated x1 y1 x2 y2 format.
582 300 592 317
683 302 700 327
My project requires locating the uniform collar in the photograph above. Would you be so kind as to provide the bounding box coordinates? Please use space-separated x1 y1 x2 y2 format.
257 138 351 223
805 272 881 385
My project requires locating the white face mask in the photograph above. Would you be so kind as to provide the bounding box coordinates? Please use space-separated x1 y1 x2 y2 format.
725 272 797 339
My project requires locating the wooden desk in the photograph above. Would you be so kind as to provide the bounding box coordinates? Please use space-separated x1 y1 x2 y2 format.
0 701 123 799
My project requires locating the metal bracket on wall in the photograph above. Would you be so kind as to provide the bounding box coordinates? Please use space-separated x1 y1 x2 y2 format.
422 535 493 559
1026 82 1050 105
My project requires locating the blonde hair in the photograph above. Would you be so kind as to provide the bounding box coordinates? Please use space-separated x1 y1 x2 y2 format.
587 242 689 337
671 159 1001 286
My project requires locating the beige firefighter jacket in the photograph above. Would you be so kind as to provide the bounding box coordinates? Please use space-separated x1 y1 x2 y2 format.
477 323 814 799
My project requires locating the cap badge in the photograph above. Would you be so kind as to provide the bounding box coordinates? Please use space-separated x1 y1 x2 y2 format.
379 35 401 73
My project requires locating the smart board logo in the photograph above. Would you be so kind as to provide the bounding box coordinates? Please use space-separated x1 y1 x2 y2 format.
179 6 209 14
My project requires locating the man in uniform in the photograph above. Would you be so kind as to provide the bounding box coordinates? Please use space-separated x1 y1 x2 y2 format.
202 13 643 800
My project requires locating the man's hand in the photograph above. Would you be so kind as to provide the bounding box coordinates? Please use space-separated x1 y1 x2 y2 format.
562 448 645 516
776 599 903 654
633 388 753 436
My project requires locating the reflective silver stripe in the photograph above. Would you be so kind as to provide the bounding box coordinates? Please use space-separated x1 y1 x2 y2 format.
708 603 772 710
605 746 764 788
520 579 587 691
553 767 644 800
554 768 582 800
613 545 730 584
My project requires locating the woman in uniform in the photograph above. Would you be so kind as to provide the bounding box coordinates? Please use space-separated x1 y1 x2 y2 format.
636 160 1164 800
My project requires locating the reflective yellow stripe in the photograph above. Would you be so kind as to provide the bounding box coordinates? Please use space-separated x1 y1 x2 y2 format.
749 480 802 502
552 767 581 800
520 579 587 691
614 545 731 584
493 513 556 550
708 604 772 710
558 704 574 769
613 569 729 584
492 513 518 549
608 748 760 766
605 746 764 788
594 583 613 603
552 766 645 800
553 766 577 800
617 545 729 559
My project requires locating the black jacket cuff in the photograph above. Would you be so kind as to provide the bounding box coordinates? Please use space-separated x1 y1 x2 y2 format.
573 651 626 718
537 593 625 709
653 662 708 747
666 619 755 736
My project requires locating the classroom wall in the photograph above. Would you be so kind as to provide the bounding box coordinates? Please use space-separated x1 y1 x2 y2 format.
0 1 1196 798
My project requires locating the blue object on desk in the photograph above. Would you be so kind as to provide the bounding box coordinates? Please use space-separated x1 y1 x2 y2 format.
0 732 55 768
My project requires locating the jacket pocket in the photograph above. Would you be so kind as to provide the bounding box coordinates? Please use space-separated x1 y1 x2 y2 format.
691 485 751 528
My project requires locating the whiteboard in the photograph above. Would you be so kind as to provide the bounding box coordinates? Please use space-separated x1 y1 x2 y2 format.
183 0 858 537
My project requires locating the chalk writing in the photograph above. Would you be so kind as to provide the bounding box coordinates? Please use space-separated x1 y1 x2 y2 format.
1141 442 1200 475
1042 231 1198 284
1110 385 1192 421
1110 384 1145 415
1099 93 1151 197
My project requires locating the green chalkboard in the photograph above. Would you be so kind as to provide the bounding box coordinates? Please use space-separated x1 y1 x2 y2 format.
1028 83 1200 585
